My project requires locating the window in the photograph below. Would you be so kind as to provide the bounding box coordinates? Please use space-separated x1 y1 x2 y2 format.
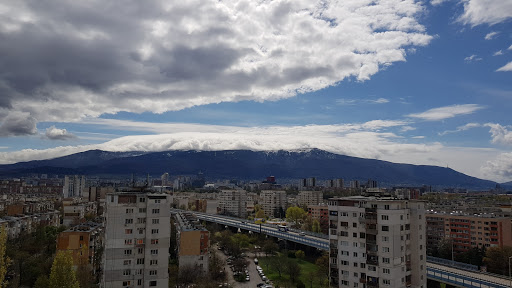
123 281 131 286
360 232 366 239
138 228 145 234
151 249 158 255
383 279 390 285
139 208 146 213
353 252 358 257
381 225 389 231
368 266 376 271
152 219 159 224
382 247 389 252
149 281 157 286
124 260 131 265
138 248 143 254
340 241 349 246
150 260 158 265
341 260 349 265
125 239 133 245
125 229 133 234
155 199 161 203
125 219 133 224
353 232 357 237
138 279 142 285
381 215 389 220
123 269 131 276
341 250 349 256
353 222 357 228
152 209 160 214
383 268 390 274
79 236 84 241
382 236 389 242
149 270 157 275
137 258 144 264
384 205 389 210
139 197 146 202
126 208 133 214
124 249 132 255
137 218 146 224
136 239 144 245
340 231 348 237
382 257 390 264
341 280 349 286
151 239 159 245
151 229 159 234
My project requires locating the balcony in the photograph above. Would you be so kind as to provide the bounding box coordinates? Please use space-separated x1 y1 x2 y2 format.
359 278 367 284
366 256 378 266
366 229 378 235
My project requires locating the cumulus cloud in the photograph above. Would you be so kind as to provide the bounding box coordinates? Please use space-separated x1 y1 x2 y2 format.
0 111 37 136
485 123 512 145
406 104 484 121
0 0 432 133
464 54 482 62
458 0 512 26
439 122 481 135
481 152 512 183
44 125 76 140
497 61 512 72
484 31 498 40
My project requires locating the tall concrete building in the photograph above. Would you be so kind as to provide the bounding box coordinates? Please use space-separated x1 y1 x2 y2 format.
63 175 86 198
261 190 287 218
103 191 170 288
297 191 323 208
219 190 247 218
175 211 209 275
328 196 426 288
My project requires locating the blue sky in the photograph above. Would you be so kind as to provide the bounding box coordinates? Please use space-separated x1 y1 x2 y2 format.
0 0 511 182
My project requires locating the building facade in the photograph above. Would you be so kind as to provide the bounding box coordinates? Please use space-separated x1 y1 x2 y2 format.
219 190 247 218
297 191 323 208
328 196 427 288
426 212 512 255
57 222 103 271
308 204 329 234
63 175 86 198
175 211 209 275
260 190 287 218
103 191 170 288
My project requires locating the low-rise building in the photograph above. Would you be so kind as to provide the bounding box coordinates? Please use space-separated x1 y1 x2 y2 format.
175 211 209 275
57 222 103 271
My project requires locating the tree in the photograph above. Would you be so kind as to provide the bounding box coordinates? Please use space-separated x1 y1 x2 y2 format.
315 253 329 285
49 251 80 288
302 215 313 231
286 259 301 283
484 246 512 275
286 207 306 228
263 240 279 257
270 254 287 278
255 209 266 219
34 275 49 288
0 226 9 288
312 219 322 233
295 250 305 262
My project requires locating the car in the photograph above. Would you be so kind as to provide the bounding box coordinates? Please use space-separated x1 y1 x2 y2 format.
246 276 250 281
262 276 268 281
256 265 262 270
299 232 306 236
257 283 265 287
254 258 258 264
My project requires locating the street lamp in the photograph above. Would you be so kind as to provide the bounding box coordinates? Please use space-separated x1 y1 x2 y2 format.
509 256 512 288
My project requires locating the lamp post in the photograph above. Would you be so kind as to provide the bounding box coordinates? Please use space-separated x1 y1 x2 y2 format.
509 256 512 288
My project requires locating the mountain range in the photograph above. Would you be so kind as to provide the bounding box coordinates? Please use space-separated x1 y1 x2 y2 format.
0 149 498 189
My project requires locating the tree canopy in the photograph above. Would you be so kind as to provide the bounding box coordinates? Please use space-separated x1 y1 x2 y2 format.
286 206 306 227
49 251 80 288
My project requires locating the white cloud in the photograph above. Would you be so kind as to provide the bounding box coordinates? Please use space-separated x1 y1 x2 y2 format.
458 0 512 26
481 152 512 183
509 45 512 50
44 126 76 140
493 50 503 56
336 98 390 105
400 126 416 132
484 123 512 145
406 104 484 121
439 122 481 135
431 0 449 5
412 136 425 139
464 54 482 62
0 0 433 132
497 61 512 72
484 31 498 40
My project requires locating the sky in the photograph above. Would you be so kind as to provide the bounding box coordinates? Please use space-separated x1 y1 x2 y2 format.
0 0 511 182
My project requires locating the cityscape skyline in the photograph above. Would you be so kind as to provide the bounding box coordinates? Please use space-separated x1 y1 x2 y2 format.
0 0 511 183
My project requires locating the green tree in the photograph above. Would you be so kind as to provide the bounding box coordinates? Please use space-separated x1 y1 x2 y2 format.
483 246 512 275
315 253 329 285
34 275 49 288
295 250 305 262
286 259 301 283
302 215 313 231
263 240 279 257
312 219 322 233
0 226 8 288
49 251 80 288
255 209 266 219
286 207 306 228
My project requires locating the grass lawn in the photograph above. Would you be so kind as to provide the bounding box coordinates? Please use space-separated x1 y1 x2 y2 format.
259 255 324 288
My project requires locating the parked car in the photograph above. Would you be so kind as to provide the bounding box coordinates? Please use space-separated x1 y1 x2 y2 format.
254 258 258 264
262 276 268 281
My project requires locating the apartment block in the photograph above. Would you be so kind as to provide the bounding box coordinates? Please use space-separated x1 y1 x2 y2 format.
57 222 103 271
103 191 170 288
328 196 426 288
63 175 86 198
219 190 247 218
297 191 323 208
307 204 329 234
175 211 209 275
426 212 512 254
260 190 287 218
